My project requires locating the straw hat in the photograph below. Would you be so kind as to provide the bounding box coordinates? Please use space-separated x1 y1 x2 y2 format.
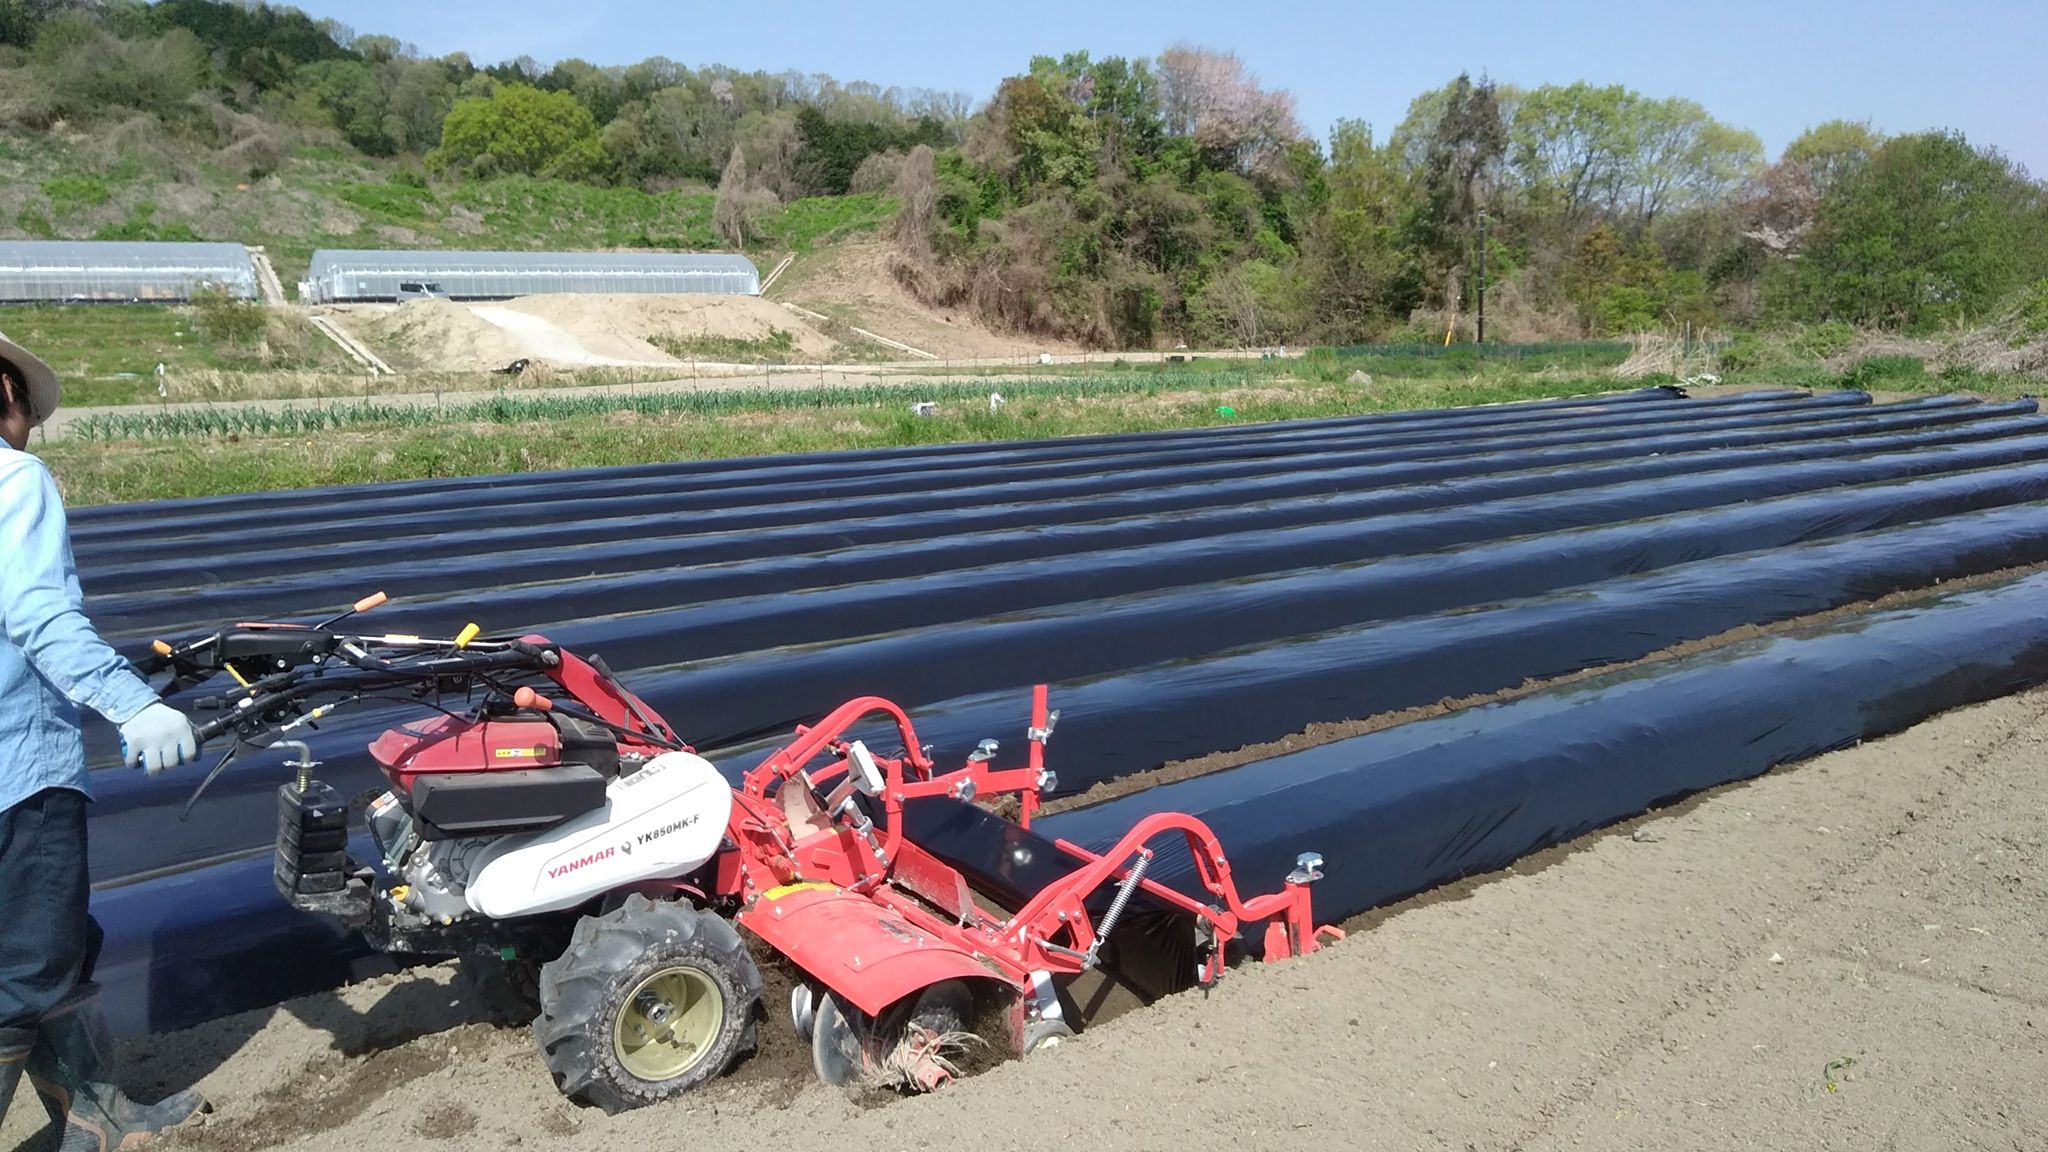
0 332 59 426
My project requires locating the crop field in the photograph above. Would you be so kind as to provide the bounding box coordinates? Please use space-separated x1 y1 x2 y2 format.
11 384 2045 1151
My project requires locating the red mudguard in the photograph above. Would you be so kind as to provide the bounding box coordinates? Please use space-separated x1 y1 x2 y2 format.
736 883 1000 1018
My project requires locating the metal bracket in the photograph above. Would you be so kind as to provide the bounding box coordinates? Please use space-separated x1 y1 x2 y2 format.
1025 970 1064 1024
835 797 889 864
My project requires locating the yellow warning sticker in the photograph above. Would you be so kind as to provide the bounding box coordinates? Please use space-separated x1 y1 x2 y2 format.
760 881 837 902
493 747 544 758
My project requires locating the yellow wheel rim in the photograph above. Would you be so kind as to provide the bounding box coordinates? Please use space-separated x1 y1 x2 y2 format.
612 965 724 1082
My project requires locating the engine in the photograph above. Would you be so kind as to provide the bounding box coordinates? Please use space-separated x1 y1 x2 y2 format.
360 750 736 924
369 711 633 841
367 790 494 922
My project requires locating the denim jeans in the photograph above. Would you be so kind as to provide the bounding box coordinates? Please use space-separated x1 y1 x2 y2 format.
0 787 99 1029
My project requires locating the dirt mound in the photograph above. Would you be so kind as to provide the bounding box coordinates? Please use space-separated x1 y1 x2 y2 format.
337 294 843 372
499 294 838 362
772 237 1079 361
337 299 529 372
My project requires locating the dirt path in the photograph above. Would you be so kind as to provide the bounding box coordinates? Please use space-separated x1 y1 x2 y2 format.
5 686 2038 1151
467 306 673 368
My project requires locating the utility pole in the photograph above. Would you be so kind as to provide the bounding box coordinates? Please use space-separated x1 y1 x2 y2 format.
1476 211 1487 346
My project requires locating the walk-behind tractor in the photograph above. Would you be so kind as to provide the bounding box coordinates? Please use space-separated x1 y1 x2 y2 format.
139 596 1341 1111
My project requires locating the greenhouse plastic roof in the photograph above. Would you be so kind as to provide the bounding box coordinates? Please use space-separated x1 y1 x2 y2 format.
0 240 259 302
300 248 760 301
306 250 758 274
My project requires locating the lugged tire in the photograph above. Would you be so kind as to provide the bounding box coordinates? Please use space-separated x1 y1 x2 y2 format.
532 894 760 1113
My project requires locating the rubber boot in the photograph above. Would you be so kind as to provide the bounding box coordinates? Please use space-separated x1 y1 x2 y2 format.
0 1026 33 1131
25 986 207 1151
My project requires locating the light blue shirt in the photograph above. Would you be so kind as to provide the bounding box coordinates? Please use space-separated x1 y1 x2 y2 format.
2 444 158 811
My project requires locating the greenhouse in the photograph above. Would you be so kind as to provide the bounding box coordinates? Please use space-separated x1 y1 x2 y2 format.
299 250 760 302
0 240 259 303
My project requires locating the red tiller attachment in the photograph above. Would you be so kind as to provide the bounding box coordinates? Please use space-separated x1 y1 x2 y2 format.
722 684 1343 1066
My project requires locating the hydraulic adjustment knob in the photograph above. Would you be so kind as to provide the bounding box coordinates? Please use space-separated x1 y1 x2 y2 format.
1287 852 1326 885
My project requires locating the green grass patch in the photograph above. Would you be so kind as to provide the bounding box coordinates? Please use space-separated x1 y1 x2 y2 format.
756 193 894 253
0 304 226 378
0 300 355 387
2011 279 2048 348
336 180 437 222
40 175 111 215
650 328 798 362
43 373 1653 504
91 202 201 242
441 176 720 251
1836 354 1927 390
1302 341 1633 382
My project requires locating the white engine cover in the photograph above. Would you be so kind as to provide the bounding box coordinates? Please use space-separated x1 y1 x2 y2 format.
464 751 732 919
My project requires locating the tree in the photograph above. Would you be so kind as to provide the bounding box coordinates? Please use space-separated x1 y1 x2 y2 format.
33 14 204 120
1509 84 1760 233
294 58 390 153
1078 54 1162 165
0 0 44 47
1193 259 1305 346
382 57 458 153
892 143 939 258
1308 119 1416 337
793 104 945 195
427 82 603 179
1783 119 1883 196
738 109 804 200
1626 97 1760 226
1154 45 1301 178
987 71 1093 191
1402 74 1508 302
150 0 354 91
1510 82 1634 228
713 145 775 246
1780 131 2048 329
1746 121 1884 257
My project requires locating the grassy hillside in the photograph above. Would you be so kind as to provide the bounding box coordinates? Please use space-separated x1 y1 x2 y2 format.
1 1 2042 355
0 131 893 284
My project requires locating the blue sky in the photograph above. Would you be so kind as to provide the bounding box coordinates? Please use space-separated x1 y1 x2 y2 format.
288 0 2048 173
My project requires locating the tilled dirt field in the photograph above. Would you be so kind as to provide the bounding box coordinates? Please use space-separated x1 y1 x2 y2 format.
6 689 2044 1151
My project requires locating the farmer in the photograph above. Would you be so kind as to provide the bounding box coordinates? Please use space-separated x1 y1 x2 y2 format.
0 334 209 1145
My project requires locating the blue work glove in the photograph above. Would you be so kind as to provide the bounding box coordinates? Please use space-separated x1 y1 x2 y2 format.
119 702 198 777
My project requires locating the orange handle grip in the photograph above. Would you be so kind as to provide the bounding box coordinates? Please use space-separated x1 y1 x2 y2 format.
150 640 173 657
354 591 388 613
514 686 553 712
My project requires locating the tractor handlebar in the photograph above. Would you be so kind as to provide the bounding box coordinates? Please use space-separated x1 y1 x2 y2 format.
145 612 561 750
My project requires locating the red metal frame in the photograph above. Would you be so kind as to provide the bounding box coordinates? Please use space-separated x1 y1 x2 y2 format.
719 683 1342 1047
530 637 682 754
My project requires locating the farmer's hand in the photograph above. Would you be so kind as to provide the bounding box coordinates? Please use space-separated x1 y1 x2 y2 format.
119 702 198 776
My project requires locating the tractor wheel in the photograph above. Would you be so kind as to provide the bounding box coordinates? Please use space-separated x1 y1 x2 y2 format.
533 893 760 1114
812 978 974 1090
1021 1018 1075 1055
